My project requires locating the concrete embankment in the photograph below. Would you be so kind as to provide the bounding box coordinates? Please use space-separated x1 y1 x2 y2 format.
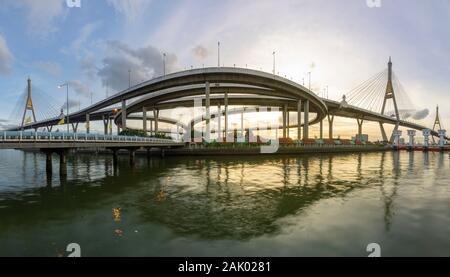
163 145 391 156
20 145 392 156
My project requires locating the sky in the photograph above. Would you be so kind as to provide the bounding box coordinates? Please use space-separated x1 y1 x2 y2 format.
0 0 449 138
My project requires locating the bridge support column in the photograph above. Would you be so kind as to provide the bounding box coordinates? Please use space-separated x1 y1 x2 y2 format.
328 114 334 140
239 109 245 142
58 150 67 177
109 118 113 135
129 149 136 166
423 129 431 149
224 89 229 142
303 100 309 140
390 122 400 144
71 122 79 133
393 130 402 148
103 116 109 135
143 107 147 133
149 120 153 136
319 120 323 140
121 99 127 130
205 82 211 142
357 118 364 141
407 130 416 150
379 122 388 143
153 109 159 134
46 125 53 132
297 100 302 141
217 104 222 142
282 104 287 139
109 148 119 168
45 151 52 177
86 114 90 134
287 109 290 139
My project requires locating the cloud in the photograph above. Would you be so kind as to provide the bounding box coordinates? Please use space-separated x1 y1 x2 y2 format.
412 108 429 120
34 61 61 76
97 41 177 91
68 80 90 98
106 0 151 22
69 21 102 52
192 45 209 60
0 118 18 130
0 34 14 74
61 98 81 111
1 0 66 39
80 55 98 80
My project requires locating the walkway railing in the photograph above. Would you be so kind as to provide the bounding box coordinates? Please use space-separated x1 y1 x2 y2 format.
0 131 178 144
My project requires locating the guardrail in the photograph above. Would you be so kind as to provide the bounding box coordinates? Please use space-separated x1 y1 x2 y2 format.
0 131 179 144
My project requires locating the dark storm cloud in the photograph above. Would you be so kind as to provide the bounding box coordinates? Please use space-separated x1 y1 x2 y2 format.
60 99 81 112
412 109 429 120
68 80 90 98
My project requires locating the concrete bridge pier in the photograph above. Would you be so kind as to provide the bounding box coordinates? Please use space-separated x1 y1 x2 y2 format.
86 114 90 134
121 99 127 130
217 104 222 142
143 107 147 133
153 109 160 134
282 104 287 139
41 149 68 178
319 120 323 140
393 130 402 149
45 151 52 177
357 118 364 141
407 130 416 151
379 122 388 143
58 150 68 177
328 114 334 140
297 100 302 141
224 89 229 142
109 118 113 135
423 129 431 150
303 100 309 140
71 123 79 133
103 116 109 135
110 148 119 168
129 148 136 166
205 82 211 142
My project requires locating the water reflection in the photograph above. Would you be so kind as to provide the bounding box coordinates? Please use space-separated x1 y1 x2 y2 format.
0 150 449 256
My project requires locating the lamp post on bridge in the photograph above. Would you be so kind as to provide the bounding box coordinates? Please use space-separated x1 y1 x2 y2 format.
272 51 276 75
58 83 69 133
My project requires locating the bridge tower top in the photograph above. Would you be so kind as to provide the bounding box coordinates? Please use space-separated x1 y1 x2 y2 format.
433 105 443 131
21 77 37 129
381 57 400 121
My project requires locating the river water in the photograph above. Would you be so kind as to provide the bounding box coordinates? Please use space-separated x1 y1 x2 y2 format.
0 149 449 257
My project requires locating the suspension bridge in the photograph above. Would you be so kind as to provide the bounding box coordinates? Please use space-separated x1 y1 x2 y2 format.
0 58 448 175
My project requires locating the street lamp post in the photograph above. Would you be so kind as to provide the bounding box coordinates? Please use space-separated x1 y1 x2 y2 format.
58 83 69 133
218 41 220 67
272 51 276 75
163 53 166 76
308 72 311 91
128 69 131 88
